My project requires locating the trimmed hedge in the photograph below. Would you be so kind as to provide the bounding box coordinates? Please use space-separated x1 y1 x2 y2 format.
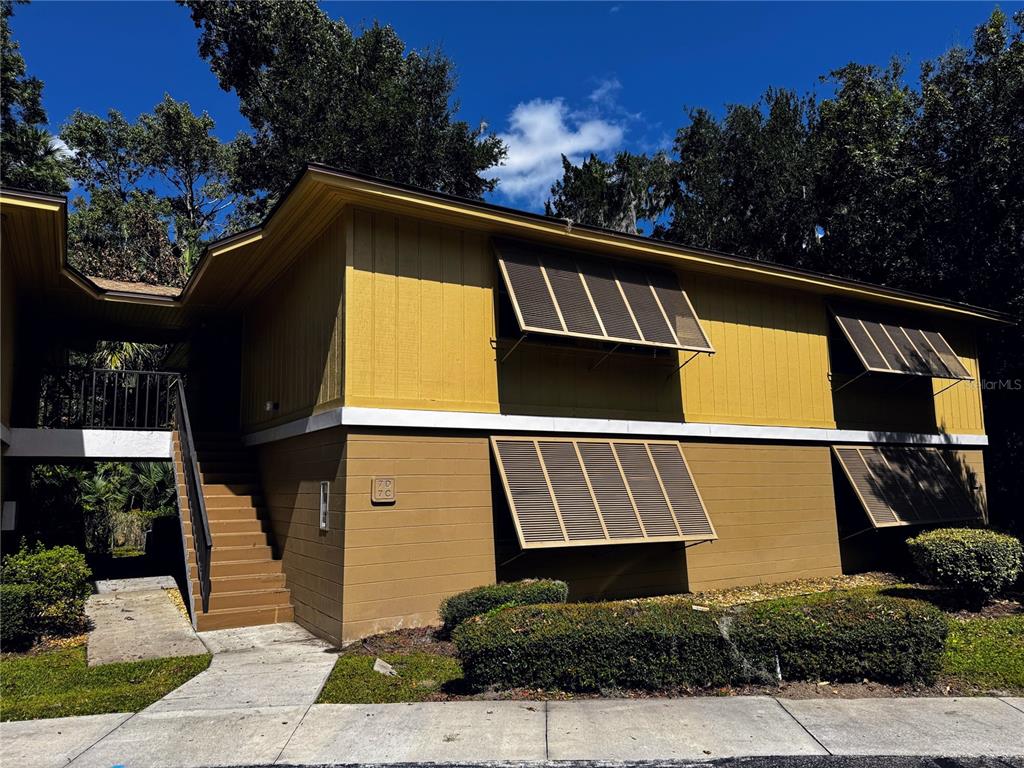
908 528 1023 602
439 579 568 634
729 591 948 685
0 584 38 650
453 600 736 691
1 542 92 636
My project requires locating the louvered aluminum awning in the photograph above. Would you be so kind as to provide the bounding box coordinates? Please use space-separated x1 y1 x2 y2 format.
494 238 714 352
491 436 717 549
832 310 973 380
832 445 983 528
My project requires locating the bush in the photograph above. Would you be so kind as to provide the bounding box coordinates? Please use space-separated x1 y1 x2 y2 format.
1 543 92 636
0 584 39 650
907 528 1023 602
453 600 736 691
729 591 948 685
439 579 568 634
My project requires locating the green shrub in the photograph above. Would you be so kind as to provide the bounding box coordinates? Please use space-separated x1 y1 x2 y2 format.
1 584 39 650
453 600 735 692
907 528 1023 602
729 591 948 685
1 543 92 636
439 579 568 634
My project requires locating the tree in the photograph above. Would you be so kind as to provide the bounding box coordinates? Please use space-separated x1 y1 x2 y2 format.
545 151 671 235
61 98 236 286
181 0 506 226
0 0 67 193
543 9 1023 529
137 95 238 275
663 89 820 268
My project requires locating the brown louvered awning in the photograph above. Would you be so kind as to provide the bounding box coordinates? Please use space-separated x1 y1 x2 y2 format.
832 310 973 380
832 445 983 528
494 238 714 352
491 436 717 549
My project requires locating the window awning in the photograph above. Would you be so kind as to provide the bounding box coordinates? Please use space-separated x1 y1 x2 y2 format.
832 310 972 380
491 436 717 549
494 238 714 352
832 445 982 528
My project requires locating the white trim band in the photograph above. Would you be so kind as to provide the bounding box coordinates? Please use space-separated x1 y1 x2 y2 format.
4 429 173 459
242 406 988 449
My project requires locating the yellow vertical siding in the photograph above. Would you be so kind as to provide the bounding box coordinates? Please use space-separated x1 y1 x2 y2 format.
345 208 499 413
343 209 844 428
933 333 985 435
679 273 835 428
240 217 345 430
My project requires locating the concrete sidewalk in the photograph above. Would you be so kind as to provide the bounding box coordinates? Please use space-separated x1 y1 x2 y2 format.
3 696 1022 767
85 578 206 666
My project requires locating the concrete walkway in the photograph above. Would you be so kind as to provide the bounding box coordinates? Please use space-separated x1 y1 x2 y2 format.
3 696 1022 767
85 577 206 666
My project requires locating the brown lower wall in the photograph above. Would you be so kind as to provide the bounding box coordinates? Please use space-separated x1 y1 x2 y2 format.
340 431 497 643
682 442 842 591
256 428 346 645
255 428 976 645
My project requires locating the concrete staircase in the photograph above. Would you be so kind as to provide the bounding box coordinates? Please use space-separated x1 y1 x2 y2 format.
173 432 294 631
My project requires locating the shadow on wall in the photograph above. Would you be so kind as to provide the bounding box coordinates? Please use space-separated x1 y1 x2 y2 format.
488 460 689 600
492 277 687 423
836 428 986 575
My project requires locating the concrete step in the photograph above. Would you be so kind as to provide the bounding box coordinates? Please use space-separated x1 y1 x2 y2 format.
205 506 263 522
210 531 268 548
205 588 293 611
209 558 283 578
201 483 261 496
198 461 252 474
192 572 287 595
200 473 260 485
211 544 272 562
183 518 265 535
204 494 262 509
195 604 294 632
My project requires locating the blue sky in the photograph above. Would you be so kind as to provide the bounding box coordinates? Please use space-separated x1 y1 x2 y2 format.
11 1 1022 210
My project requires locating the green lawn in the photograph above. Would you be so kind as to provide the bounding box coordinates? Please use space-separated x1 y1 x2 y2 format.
317 653 462 704
942 615 1024 693
1 646 211 721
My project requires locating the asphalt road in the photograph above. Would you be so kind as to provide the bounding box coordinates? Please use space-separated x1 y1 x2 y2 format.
248 759 1024 768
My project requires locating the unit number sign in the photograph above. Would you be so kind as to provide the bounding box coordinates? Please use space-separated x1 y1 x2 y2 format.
372 476 396 504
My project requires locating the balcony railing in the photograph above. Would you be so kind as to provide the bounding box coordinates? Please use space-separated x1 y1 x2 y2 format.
37 368 182 430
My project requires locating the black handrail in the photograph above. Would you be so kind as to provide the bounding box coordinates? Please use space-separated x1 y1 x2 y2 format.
172 378 212 614
38 368 181 430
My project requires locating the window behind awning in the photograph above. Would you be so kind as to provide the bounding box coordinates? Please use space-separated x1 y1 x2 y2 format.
491 436 717 549
832 445 982 528
494 238 714 352
831 310 973 380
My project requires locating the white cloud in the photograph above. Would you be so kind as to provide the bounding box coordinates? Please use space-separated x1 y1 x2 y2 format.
490 98 624 205
589 78 622 105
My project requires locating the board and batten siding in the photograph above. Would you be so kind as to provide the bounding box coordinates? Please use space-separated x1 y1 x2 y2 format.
340 431 496 644
240 218 345 431
931 333 985 435
679 273 835 429
682 442 842 590
343 208 857 430
256 428 346 645
344 208 499 414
